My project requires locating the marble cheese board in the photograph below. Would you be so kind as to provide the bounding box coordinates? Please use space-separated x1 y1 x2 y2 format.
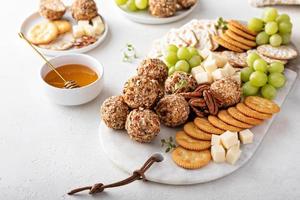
99 68 297 185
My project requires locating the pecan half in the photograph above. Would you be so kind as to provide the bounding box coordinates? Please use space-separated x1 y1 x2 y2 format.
190 105 205 117
194 84 210 93
180 91 202 99
189 98 206 108
203 90 218 116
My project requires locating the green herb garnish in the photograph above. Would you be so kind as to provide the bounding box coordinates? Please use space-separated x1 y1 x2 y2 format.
161 137 177 153
174 79 188 93
122 43 138 63
215 17 228 31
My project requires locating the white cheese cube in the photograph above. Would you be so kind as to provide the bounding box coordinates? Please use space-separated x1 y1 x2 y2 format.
211 134 222 146
231 72 241 85
84 24 96 37
223 63 236 76
239 129 254 144
231 140 240 150
203 59 218 73
199 48 211 59
212 68 227 81
72 25 85 38
91 16 103 26
211 145 226 163
78 20 90 27
194 72 213 84
191 66 205 77
207 53 228 68
92 16 105 35
226 146 242 165
220 131 239 149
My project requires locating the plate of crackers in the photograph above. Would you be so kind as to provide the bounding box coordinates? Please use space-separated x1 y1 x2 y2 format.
98 8 298 184
20 0 108 56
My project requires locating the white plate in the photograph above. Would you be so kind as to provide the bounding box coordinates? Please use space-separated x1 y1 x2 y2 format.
116 2 198 25
99 68 297 185
20 12 108 57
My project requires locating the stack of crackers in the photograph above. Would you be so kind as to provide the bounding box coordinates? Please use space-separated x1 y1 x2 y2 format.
213 20 257 53
172 96 280 169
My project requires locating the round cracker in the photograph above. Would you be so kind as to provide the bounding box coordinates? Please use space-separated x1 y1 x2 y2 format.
221 51 247 67
221 33 252 50
172 147 211 169
236 103 272 120
227 107 263 125
218 110 252 129
175 131 211 151
194 117 224 135
28 22 58 45
213 36 244 53
208 115 242 132
226 30 257 47
228 20 257 36
257 45 298 60
227 24 256 41
244 96 280 114
183 122 212 141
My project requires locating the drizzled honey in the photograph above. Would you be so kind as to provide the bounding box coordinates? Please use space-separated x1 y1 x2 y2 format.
44 64 98 88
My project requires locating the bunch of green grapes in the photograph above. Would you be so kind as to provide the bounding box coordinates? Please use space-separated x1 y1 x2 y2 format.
164 44 203 76
115 0 148 12
248 8 293 47
241 52 286 99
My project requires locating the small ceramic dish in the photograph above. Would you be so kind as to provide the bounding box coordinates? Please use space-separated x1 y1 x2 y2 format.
115 1 198 25
40 54 104 106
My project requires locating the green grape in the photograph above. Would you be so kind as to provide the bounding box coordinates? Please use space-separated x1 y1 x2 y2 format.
135 0 148 9
175 60 190 73
261 84 277 99
188 55 202 68
243 81 259 96
249 71 268 87
241 67 254 82
115 0 128 6
126 0 138 11
188 47 199 56
168 66 176 76
276 14 291 23
165 61 173 68
263 7 278 22
279 21 292 34
247 52 260 68
256 31 270 45
269 34 282 47
253 58 268 72
248 18 264 32
280 33 291 45
268 62 284 73
265 22 278 35
177 47 191 60
268 72 286 88
165 51 178 66
167 44 178 52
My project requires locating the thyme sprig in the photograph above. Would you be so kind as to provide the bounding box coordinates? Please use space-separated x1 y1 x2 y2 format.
161 137 177 153
122 43 138 63
215 17 228 31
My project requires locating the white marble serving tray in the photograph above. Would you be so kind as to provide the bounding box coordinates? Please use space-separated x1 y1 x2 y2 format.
99 69 297 185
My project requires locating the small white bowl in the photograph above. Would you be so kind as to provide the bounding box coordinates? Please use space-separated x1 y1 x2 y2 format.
40 54 104 106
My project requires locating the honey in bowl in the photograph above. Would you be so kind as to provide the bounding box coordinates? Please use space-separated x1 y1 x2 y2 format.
44 64 98 88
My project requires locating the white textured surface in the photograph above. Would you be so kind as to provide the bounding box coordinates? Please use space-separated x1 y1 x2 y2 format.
100 69 296 185
1 0 300 199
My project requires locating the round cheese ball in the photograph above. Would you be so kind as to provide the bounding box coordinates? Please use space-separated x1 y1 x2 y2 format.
165 71 197 94
149 0 177 18
71 0 98 21
101 96 130 130
125 108 160 143
137 58 168 84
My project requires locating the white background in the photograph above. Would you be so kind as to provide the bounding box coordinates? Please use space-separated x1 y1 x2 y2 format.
0 0 300 199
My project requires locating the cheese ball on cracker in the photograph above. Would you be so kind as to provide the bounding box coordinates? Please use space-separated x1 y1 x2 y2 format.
137 58 168 84
155 94 190 127
165 71 197 94
125 108 160 143
101 96 130 130
71 0 98 21
123 76 160 109
210 77 241 108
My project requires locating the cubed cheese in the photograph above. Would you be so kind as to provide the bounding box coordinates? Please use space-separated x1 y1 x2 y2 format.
223 63 236 76
72 25 85 38
211 134 222 146
91 16 103 26
191 65 205 77
226 146 242 165
220 131 239 149
211 145 226 163
199 48 211 59
78 20 90 27
84 25 96 37
239 129 254 144
231 140 240 150
203 59 218 73
93 23 105 35
207 53 228 68
212 68 227 81
194 72 213 84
